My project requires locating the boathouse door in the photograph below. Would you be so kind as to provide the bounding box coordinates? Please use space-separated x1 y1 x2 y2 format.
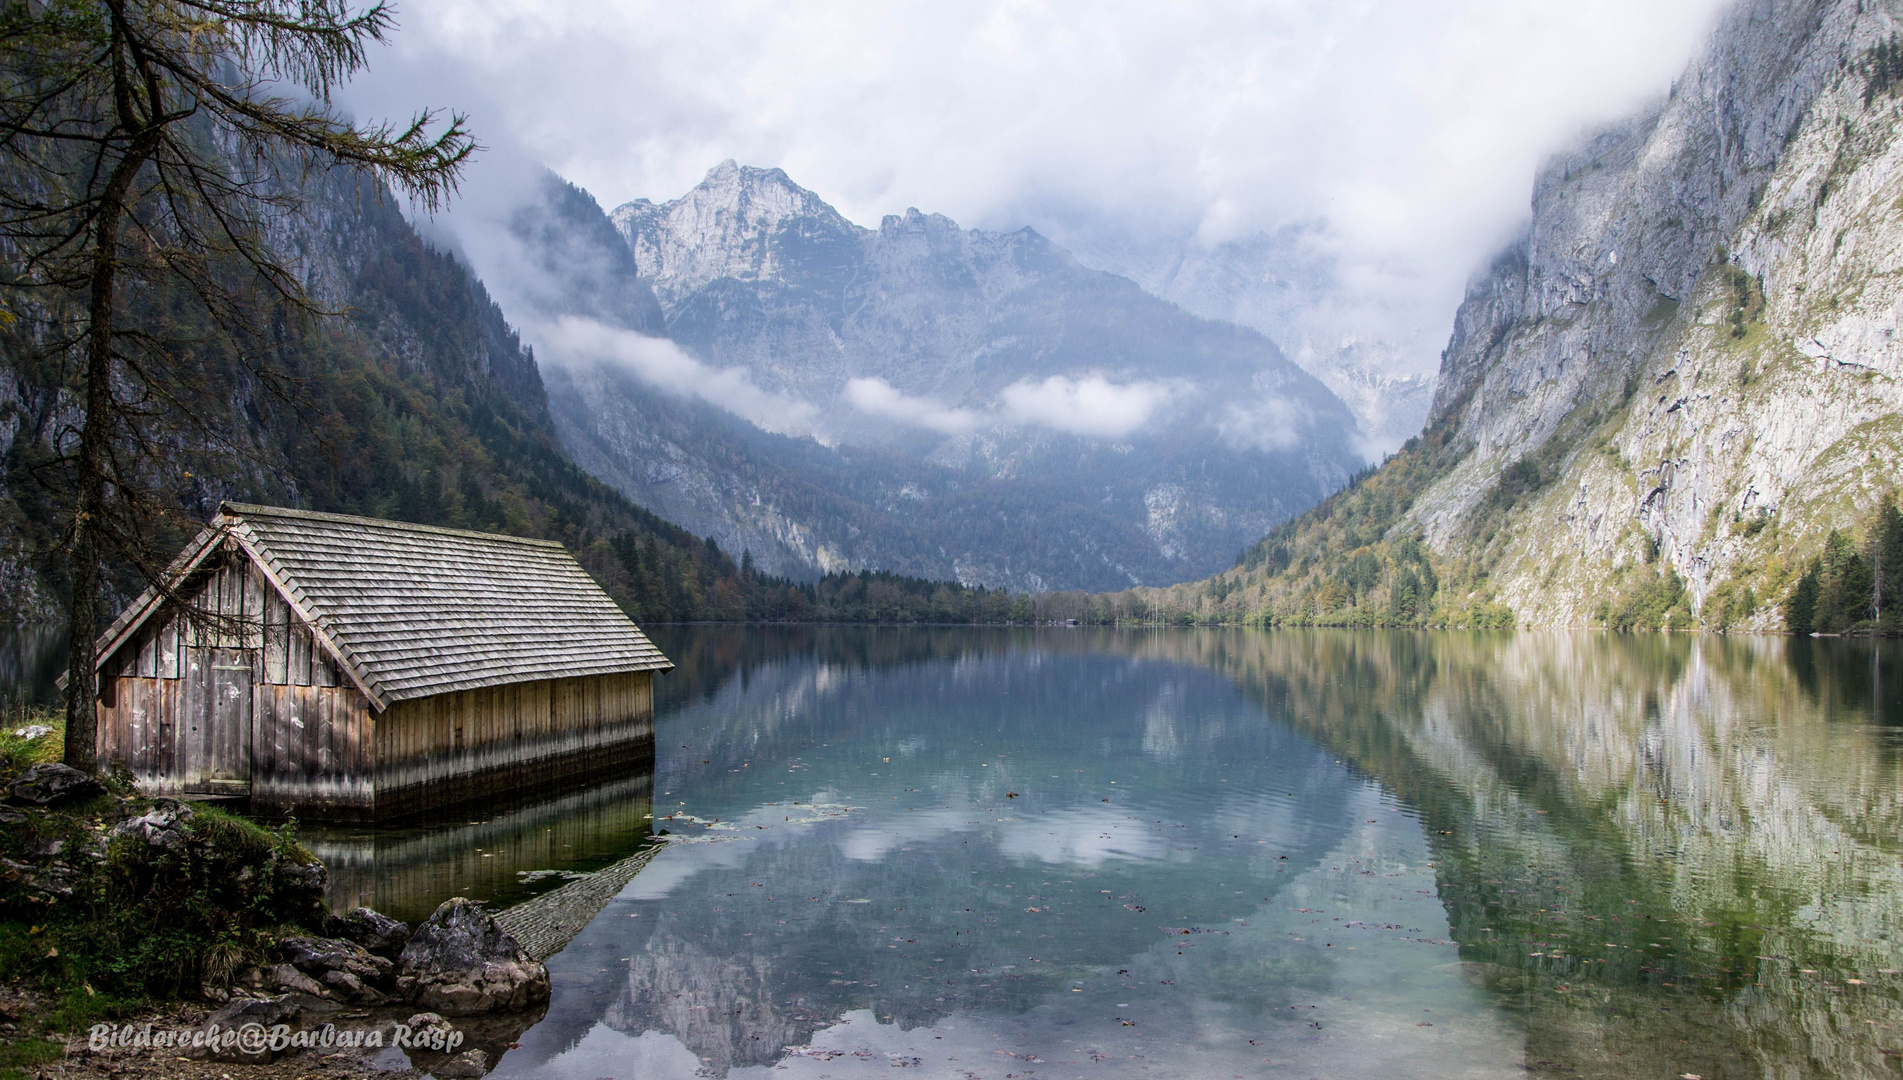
180 648 256 796
176 550 259 796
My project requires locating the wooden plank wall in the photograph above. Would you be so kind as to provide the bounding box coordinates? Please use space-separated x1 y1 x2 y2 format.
249 553 374 818
373 670 654 819
96 544 375 816
95 540 651 821
249 683 374 819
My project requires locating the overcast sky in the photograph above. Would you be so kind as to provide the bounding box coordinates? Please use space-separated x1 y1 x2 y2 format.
342 0 1730 374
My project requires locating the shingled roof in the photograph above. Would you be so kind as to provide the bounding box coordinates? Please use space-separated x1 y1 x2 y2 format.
96 503 671 708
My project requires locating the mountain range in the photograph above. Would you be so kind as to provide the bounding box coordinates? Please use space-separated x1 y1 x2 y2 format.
464 162 1367 592
21 0 1883 633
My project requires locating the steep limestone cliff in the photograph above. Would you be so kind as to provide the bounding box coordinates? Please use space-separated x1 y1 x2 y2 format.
1413 0 1889 629
1138 0 1903 630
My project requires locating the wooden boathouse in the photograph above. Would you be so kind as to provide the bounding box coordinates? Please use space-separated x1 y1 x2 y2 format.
88 503 672 820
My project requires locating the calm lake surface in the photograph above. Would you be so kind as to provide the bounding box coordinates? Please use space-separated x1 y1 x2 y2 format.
328 627 1903 1079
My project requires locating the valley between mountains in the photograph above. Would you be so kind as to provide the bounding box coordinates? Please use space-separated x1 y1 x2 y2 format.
7 0 1898 632
460 162 1367 593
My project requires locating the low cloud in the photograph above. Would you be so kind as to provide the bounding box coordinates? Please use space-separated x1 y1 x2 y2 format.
1000 375 1169 439
343 0 1726 399
541 315 818 435
845 373 1171 440
1216 396 1305 453
844 377 980 435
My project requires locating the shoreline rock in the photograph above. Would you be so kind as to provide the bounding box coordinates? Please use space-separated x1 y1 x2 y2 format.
326 906 411 960
396 897 550 1016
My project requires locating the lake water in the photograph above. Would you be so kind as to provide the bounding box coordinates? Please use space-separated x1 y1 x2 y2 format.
331 627 1903 1079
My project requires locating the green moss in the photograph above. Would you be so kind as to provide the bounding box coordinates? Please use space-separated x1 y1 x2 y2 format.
1641 295 1681 330
1720 265 1765 340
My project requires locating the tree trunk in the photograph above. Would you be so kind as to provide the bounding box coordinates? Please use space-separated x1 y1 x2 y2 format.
62 211 122 774
62 129 153 772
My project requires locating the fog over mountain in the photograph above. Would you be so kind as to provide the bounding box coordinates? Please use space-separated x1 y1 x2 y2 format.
430 160 1363 591
1059 225 1442 454
343 0 1729 458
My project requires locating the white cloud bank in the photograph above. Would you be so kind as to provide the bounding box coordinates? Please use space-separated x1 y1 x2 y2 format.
536 325 1176 443
845 374 1170 440
342 0 1728 387
999 375 1169 439
1217 397 1305 453
541 316 818 435
844 377 980 435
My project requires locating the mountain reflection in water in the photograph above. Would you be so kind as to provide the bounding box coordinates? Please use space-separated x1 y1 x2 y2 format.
390 627 1898 1080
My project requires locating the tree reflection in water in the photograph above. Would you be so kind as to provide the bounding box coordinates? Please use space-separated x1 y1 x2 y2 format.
406 627 1898 1080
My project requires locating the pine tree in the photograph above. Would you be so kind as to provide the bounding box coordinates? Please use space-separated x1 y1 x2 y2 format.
1389 567 1422 624
1785 559 1821 634
1869 501 1903 632
0 0 473 771
1837 552 1874 628
1803 529 1878 633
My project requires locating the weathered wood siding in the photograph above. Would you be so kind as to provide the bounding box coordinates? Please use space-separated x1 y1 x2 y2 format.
97 544 375 815
373 670 655 819
250 554 375 818
96 539 657 822
249 682 374 818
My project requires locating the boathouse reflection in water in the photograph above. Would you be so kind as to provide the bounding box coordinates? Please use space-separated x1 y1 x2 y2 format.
300 745 657 925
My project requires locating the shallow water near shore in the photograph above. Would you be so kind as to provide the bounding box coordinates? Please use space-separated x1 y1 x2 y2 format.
334 627 1902 1079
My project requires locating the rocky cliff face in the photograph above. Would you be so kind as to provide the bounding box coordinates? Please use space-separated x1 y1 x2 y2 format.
525 163 1366 591
1132 0 1903 630
1415 0 1903 627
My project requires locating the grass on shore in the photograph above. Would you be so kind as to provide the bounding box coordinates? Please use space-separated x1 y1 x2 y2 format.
0 708 64 778
0 711 110 1076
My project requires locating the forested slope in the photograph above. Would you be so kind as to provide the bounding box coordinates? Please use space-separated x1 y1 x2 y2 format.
0 166 1010 626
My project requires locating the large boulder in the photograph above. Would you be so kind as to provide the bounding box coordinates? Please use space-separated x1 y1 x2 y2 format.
396 898 549 1016
7 763 103 807
278 935 395 1002
324 906 410 960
